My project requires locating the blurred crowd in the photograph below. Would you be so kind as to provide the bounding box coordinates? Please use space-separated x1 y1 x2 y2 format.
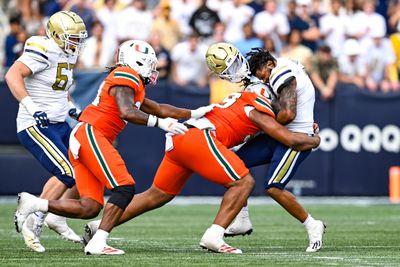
1 0 400 99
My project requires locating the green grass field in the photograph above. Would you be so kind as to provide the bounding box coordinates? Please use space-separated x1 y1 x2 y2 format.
0 201 399 266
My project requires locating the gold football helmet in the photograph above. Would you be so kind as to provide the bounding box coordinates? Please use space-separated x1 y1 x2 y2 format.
46 11 87 56
205 42 250 83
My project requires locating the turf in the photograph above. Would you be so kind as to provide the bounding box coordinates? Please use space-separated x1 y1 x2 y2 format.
0 201 399 266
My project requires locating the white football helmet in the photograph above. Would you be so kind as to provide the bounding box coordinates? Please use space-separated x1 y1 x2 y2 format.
205 42 250 83
116 40 159 85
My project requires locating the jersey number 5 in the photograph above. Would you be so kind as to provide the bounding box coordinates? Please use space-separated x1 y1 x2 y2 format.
52 63 74 91
217 92 242 109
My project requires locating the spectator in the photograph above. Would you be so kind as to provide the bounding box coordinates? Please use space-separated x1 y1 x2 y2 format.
170 0 197 38
281 29 313 71
78 21 116 69
171 33 208 89
218 0 254 43
390 23 400 82
209 21 226 45
95 0 118 49
234 21 263 56
117 0 153 42
338 38 366 88
150 1 182 51
362 27 398 93
295 0 320 52
253 0 290 51
319 0 346 57
189 0 220 41
4 17 21 68
388 0 400 33
245 0 264 14
262 35 280 58
70 0 95 35
148 31 172 81
350 0 386 45
310 45 338 100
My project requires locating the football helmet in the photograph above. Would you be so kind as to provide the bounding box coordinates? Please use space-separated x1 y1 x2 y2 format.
116 40 159 85
205 42 250 83
46 11 87 56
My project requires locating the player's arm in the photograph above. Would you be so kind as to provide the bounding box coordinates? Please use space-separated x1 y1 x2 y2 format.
141 98 215 119
275 77 297 125
110 86 187 135
249 109 320 151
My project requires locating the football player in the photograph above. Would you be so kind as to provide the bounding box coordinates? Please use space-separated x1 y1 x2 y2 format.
207 43 325 252
5 11 88 252
71 49 321 253
14 39 214 255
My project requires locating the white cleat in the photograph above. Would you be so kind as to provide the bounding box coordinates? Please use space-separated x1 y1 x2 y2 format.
82 220 100 246
84 240 125 255
15 192 40 233
45 214 81 243
224 217 253 237
306 220 326 252
200 228 242 254
21 214 45 253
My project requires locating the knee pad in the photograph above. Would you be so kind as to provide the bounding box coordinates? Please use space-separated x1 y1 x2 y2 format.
108 185 135 210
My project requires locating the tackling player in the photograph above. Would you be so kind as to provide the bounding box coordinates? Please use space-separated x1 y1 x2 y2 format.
207 43 325 252
5 11 87 252
14 39 214 255
71 56 321 253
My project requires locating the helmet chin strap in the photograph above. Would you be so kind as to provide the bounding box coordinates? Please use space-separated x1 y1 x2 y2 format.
139 74 151 85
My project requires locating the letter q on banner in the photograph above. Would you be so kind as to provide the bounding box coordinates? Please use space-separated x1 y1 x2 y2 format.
341 124 362 152
319 128 338 152
362 125 381 153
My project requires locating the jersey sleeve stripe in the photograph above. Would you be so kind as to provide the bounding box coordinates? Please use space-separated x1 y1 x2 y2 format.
114 72 139 86
24 49 48 60
255 97 274 115
270 65 287 80
26 42 48 52
271 69 292 87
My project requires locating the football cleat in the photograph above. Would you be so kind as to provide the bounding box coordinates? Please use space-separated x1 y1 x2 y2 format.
306 220 326 252
45 213 81 243
15 192 40 233
224 217 253 237
82 220 100 246
84 239 125 255
21 214 45 253
200 228 242 254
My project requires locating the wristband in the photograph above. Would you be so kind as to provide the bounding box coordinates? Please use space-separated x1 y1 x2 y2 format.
147 114 158 127
21 96 40 116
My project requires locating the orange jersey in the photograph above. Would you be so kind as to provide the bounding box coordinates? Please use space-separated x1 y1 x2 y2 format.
79 66 145 142
204 92 275 148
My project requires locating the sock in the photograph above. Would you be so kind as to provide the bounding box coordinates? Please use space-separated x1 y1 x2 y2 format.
237 206 249 219
92 229 109 244
303 214 317 230
33 211 45 224
209 224 225 238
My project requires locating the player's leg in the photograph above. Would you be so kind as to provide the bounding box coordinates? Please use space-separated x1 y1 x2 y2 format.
265 144 325 252
178 129 255 253
78 124 135 255
225 134 277 237
16 124 78 251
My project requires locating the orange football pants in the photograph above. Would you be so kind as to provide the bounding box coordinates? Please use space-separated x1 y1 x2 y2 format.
153 128 249 195
68 123 135 206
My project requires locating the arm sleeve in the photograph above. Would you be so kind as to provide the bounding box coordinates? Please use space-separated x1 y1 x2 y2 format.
109 67 142 94
248 95 276 118
269 66 295 95
17 39 50 74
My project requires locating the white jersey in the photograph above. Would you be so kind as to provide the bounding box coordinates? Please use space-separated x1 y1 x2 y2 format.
16 36 78 132
269 58 315 134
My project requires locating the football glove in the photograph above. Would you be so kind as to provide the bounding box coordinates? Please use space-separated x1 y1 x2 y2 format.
157 117 188 135
68 108 81 120
33 111 49 128
190 104 216 119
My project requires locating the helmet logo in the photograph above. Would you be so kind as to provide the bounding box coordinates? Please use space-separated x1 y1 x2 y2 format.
134 44 149 54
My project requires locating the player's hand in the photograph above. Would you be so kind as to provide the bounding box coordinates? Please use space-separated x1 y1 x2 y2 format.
68 108 81 120
190 104 216 119
313 122 320 134
33 111 49 128
157 118 188 135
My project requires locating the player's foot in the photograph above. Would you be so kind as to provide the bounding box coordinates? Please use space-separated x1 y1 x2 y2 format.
44 213 81 243
82 220 100 246
306 220 326 252
21 214 45 253
224 217 253 237
15 192 41 233
84 239 125 255
200 228 242 254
